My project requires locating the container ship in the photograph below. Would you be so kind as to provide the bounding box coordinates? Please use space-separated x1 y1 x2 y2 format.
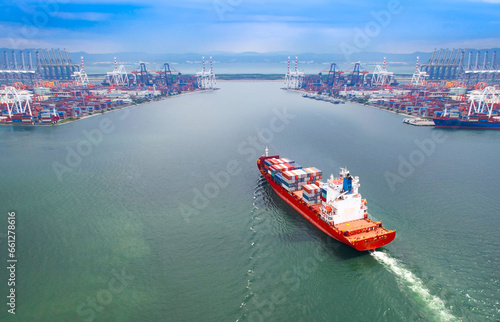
433 113 500 129
257 149 395 251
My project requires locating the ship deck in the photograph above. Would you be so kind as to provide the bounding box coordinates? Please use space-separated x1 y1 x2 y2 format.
336 219 389 241
335 219 376 232
292 191 322 212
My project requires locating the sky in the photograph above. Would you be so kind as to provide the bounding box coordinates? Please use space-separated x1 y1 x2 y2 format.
0 0 499 54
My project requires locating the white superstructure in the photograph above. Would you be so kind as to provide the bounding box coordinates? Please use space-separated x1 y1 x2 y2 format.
320 168 367 225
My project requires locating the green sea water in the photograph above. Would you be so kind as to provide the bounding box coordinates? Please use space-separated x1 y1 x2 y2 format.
0 81 499 321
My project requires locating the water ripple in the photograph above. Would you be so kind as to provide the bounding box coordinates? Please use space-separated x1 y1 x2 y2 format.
372 250 457 321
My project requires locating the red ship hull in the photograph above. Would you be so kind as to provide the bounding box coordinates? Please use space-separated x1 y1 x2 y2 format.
258 156 395 251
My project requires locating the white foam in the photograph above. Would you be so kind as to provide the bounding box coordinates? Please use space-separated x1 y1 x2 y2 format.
372 251 457 321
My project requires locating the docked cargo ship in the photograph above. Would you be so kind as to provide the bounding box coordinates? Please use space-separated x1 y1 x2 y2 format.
433 113 500 129
257 149 395 251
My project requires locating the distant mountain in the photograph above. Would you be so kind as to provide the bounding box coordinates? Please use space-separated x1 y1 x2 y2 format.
70 49 500 64
0 48 498 74
2 48 498 65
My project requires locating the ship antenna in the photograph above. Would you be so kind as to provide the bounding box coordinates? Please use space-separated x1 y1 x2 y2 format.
265 146 268 157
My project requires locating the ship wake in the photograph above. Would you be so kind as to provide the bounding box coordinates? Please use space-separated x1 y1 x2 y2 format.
371 251 456 321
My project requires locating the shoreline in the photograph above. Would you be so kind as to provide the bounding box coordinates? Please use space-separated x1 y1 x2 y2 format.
287 88 413 118
0 89 210 127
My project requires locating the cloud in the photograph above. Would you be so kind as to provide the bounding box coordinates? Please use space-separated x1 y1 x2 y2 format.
0 21 125 52
205 22 358 53
2 1 499 54
227 14 317 23
53 12 112 21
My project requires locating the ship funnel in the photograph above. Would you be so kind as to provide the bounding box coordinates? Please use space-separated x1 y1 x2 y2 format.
343 173 353 194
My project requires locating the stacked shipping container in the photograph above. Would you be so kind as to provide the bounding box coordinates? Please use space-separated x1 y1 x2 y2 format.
320 186 328 204
10 113 23 123
21 115 34 124
282 167 322 192
264 158 294 170
302 184 321 205
263 158 323 202
264 158 300 186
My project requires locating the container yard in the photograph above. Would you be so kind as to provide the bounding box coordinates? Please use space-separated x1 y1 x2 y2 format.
286 51 500 127
284 49 499 92
2 47 498 127
0 50 217 125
